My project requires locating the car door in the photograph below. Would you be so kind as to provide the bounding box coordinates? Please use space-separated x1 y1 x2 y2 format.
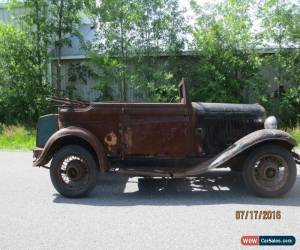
122 103 192 158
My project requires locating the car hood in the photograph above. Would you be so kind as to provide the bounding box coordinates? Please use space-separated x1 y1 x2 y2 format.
192 102 266 117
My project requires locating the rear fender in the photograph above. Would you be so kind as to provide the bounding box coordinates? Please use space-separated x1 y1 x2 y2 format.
33 126 108 171
175 129 296 177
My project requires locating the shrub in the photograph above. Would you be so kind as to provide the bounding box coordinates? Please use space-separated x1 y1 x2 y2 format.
0 23 54 125
279 86 300 128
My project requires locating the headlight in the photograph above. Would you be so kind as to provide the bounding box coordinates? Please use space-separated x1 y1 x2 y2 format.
264 116 277 129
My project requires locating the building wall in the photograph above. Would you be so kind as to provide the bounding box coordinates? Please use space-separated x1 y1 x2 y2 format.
52 56 297 103
0 4 28 28
51 58 176 102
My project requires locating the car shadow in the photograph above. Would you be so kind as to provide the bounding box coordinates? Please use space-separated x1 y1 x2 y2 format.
53 168 300 207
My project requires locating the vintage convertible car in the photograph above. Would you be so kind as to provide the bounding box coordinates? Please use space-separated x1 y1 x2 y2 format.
33 79 300 198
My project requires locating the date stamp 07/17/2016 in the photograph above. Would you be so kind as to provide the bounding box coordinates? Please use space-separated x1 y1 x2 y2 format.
235 210 281 220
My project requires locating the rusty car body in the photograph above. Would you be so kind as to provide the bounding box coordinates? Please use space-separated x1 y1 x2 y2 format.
33 79 300 198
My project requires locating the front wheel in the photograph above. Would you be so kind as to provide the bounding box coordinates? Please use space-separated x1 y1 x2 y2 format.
242 145 297 198
50 145 98 198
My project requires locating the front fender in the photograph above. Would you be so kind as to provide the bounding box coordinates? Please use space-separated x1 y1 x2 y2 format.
33 126 108 171
175 129 296 177
235 128 296 149
210 129 296 166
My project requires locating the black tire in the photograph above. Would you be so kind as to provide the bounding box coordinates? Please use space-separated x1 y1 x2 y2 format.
230 165 242 172
50 145 98 198
242 145 297 198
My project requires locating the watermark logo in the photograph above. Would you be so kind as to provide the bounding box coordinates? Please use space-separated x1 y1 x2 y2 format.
241 236 296 246
241 236 259 246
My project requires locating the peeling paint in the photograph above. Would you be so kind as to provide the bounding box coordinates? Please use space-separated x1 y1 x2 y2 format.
104 132 118 151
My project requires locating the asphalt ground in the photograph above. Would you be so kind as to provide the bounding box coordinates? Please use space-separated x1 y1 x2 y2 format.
0 151 299 250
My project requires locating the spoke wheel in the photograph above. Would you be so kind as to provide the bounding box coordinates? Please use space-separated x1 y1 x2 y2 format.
50 145 97 198
252 154 288 192
243 145 296 198
58 156 89 191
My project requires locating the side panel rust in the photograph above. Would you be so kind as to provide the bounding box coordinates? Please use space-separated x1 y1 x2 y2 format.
33 126 108 171
55 80 201 160
122 104 192 157
115 129 297 178
174 129 297 177
59 103 196 159
59 104 124 157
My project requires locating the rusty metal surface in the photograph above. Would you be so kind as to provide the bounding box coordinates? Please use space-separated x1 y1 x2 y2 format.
58 104 194 159
112 129 296 178
33 147 43 161
34 79 297 178
56 79 266 161
33 126 108 171
173 129 297 177
47 96 89 108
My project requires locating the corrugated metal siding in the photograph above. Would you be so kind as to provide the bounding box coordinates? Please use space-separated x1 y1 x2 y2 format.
51 57 298 103
51 60 151 102
51 60 103 101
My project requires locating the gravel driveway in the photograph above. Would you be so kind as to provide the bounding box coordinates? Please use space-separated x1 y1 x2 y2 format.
0 151 299 250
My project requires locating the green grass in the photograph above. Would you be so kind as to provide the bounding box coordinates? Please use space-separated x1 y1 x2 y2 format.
0 124 35 150
290 128 300 149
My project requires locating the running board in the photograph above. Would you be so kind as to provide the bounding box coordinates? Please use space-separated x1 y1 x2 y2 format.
113 159 215 178
116 168 174 177
113 146 236 178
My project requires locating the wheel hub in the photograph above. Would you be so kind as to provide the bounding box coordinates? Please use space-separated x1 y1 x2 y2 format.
256 158 279 181
252 154 289 192
66 160 86 181
265 167 277 179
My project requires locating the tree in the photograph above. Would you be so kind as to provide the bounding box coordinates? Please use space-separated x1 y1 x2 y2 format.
0 24 53 124
190 0 264 103
259 0 300 87
15 0 50 88
88 0 188 102
258 0 300 127
12 0 87 93
48 0 86 93
131 0 189 102
0 0 89 124
91 0 139 101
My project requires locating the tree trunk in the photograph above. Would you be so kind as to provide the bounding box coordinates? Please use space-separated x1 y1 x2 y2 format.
35 1 43 88
56 0 64 95
56 47 62 94
120 17 127 101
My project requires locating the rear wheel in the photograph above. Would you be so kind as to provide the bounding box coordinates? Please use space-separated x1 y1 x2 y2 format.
50 145 98 198
242 145 297 198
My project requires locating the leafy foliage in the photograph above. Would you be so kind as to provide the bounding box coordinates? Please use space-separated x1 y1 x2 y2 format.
47 0 86 92
88 0 189 102
0 0 86 125
16 0 50 88
12 0 87 92
0 24 53 124
191 0 264 103
258 0 300 127
279 86 300 127
290 128 300 148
